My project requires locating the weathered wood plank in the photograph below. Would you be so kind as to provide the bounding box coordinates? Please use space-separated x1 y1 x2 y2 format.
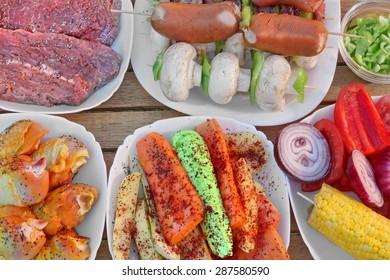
60 109 307 149
61 110 185 149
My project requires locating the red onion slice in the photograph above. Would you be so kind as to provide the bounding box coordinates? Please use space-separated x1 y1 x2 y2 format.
274 123 331 183
370 147 390 197
347 149 384 208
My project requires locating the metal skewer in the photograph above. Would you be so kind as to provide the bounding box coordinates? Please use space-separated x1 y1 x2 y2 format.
328 32 364 39
111 9 151 16
297 192 315 205
112 10 364 39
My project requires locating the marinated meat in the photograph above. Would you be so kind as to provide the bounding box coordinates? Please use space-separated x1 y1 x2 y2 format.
0 0 121 46
0 28 121 107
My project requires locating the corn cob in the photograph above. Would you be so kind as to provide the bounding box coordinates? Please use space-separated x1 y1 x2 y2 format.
308 184 390 260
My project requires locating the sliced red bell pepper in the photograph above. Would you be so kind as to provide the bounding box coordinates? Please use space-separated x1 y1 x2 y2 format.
331 174 352 192
301 118 346 192
334 82 390 156
314 118 345 182
375 95 390 135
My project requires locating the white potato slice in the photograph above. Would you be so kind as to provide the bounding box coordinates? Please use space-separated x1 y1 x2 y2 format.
112 172 141 260
225 132 268 175
177 226 212 260
134 198 163 260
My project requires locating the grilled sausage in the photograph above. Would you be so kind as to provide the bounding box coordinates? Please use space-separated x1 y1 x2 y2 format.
151 2 241 44
243 13 328 57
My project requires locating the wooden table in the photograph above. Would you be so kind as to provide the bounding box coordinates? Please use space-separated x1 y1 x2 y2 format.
3 0 387 260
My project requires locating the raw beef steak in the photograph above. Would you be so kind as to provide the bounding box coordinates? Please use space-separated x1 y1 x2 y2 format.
0 28 121 107
0 0 121 45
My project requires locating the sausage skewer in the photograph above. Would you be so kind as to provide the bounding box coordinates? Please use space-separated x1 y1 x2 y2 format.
149 2 327 56
114 3 355 57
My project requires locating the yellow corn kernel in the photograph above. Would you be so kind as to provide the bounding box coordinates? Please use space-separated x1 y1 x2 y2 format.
308 184 390 260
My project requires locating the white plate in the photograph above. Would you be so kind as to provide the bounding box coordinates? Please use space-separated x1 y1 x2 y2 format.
131 0 339 126
106 116 290 259
287 96 381 260
0 0 134 114
0 113 107 260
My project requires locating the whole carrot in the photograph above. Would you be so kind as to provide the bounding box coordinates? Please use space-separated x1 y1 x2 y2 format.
195 119 246 230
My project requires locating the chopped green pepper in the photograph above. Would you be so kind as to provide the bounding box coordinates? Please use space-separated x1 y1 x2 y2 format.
152 51 164 81
240 0 253 29
200 51 211 96
150 0 160 6
249 50 264 106
274 4 281 14
241 5 253 29
300 12 314 19
293 67 309 103
215 41 225 55
345 14 390 74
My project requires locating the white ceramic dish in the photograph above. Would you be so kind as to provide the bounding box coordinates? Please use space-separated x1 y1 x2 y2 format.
0 0 134 114
131 0 339 126
0 113 107 260
287 96 381 260
106 116 290 259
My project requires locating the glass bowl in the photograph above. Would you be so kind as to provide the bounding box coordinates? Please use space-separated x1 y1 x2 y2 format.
339 1 390 84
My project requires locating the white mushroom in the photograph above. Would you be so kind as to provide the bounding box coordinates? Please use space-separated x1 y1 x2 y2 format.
237 68 251 93
158 45 291 108
294 55 319 70
256 55 291 111
208 52 240 104
150 26 171 54
159 42 201 102
224 33 246 67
